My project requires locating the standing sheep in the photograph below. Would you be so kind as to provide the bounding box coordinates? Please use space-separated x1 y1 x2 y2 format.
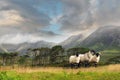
69 50 96 68
79 50 96 67
69 54 80 68
89 52 101 67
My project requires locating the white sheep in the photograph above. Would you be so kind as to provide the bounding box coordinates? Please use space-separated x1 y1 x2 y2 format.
79 50 95 67
69 50 96 68
89 52 101 67
69 54 80 68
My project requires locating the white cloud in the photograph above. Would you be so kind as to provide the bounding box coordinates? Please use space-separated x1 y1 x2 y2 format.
0 10 24 26
0 34 43 44
0 33 69 44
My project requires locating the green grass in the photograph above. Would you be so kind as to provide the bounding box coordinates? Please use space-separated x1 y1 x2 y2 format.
0 71 120 80
100 50 120 64
0 50 119 80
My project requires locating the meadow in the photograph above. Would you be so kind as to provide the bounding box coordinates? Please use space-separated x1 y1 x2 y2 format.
0 64 120 80
0 50 119 80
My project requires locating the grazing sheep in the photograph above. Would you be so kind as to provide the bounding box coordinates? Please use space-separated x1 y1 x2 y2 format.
89 52 101 67
69 54 80 68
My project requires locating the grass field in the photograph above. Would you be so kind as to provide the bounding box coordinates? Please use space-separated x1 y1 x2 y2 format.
100 50 120 64
0 64 120 80
0 50 119 80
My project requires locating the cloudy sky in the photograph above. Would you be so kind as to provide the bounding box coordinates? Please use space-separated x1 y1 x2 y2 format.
0 0 120 44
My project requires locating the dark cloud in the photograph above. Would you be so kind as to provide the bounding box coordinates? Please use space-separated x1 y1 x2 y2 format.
60 0 92 32
94 0 120 26
59 0 120 33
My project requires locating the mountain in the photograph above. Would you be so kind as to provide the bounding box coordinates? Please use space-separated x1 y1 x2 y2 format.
0 26 120 53
60 34 84 48
0 41 56 54
79 26 120 50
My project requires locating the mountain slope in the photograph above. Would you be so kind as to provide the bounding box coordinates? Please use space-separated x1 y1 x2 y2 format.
79 26 120 50
60 34 84 48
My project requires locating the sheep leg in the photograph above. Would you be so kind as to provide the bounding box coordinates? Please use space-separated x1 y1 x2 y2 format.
84 61 89 67
86 62 89 67
76 63 80 68
78 62 81 68
94 63 97 67
74 63 78 69
85 61 87 67
70 63 73 68
81 62 84 67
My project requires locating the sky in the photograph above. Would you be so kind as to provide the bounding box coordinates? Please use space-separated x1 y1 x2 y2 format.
0 0 120 44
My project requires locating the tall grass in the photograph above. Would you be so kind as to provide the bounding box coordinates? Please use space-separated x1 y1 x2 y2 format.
0 64 120 80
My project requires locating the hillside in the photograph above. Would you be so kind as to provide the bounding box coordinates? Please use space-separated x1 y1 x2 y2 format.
79 26 120 50
60 34 84 48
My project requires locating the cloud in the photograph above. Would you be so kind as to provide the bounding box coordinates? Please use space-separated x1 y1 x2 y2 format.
0 0 57 43
0 34 42 44
37 30 60 37
0 0 51 30
0 33 67 44
93 0 120 26
60 0 91 33
0 10 24 26
59 0 120 35
0 0 120 44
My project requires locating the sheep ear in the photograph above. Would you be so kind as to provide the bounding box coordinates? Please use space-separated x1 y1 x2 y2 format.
88 51 91 54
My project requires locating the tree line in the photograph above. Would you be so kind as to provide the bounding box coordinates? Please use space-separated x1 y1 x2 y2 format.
0 45 90 67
